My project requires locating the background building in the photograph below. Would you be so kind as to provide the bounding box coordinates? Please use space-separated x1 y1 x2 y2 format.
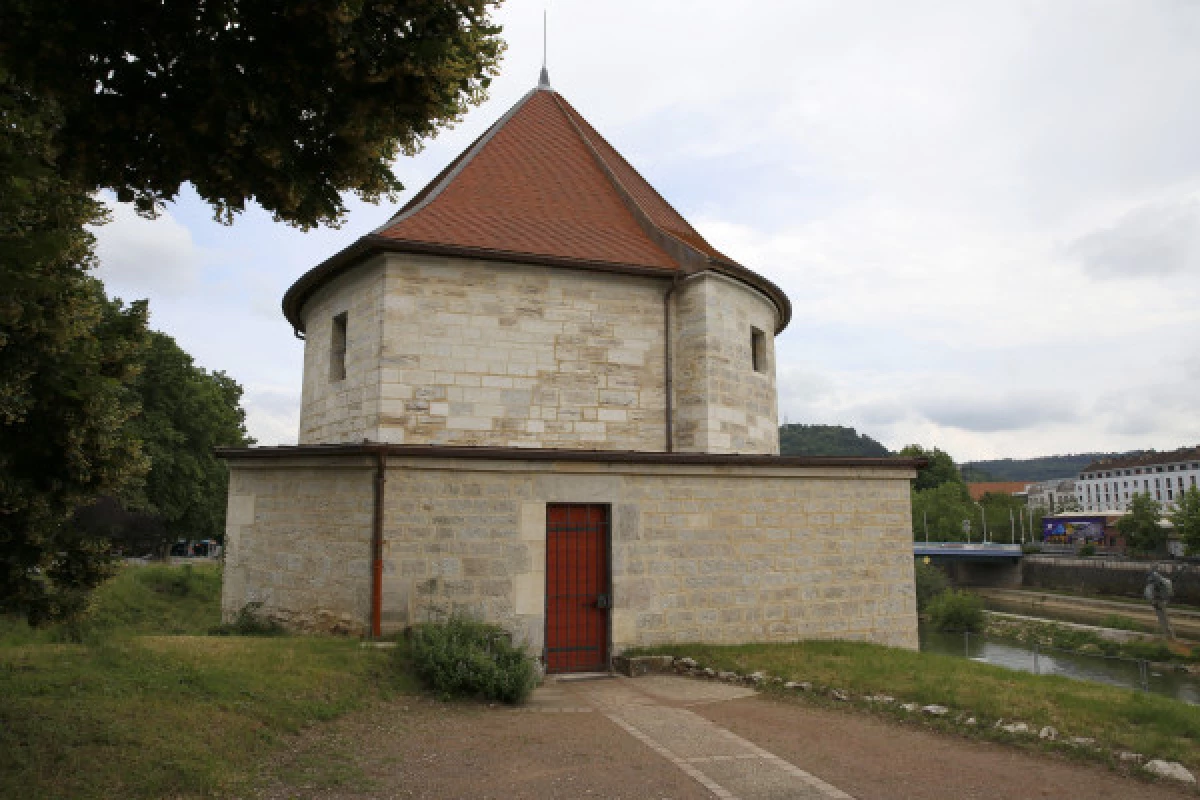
1077 447 1200 512
1026 479 1078 512
966 482 1030 502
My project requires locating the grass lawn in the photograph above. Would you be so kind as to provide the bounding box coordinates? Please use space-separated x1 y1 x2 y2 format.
631 640 1200 770
0 563 412 800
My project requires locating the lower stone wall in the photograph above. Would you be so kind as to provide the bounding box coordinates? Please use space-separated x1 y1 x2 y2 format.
222 455 919 652
1022 556 1200 605
222 460 376 634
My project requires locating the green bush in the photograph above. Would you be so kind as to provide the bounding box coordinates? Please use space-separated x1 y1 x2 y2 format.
1123 640 1177 663
1099 614 1140 632
928 590 985 633
913 559 949 612
1021 543 1042 554
209 602 285 636
1078 543 1096 557
405 615 536 705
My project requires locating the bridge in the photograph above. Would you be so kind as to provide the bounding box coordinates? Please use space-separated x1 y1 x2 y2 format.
913 542 1023 559
914 541 1024 586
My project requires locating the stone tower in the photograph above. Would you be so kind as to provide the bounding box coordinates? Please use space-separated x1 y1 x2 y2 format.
283 81 789 454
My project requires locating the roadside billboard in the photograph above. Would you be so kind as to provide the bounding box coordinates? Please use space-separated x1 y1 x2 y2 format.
1041 516 1107 545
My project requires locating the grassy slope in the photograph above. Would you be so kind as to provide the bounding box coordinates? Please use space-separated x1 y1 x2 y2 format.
0 562 224 646
632 641 1200 769
0 564 410 800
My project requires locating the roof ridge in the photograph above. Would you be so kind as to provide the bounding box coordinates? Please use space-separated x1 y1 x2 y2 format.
547 92 708 271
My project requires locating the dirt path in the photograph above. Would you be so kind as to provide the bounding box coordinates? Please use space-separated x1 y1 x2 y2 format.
698 695 1193 799
260 676 1194 799
257 692 709 799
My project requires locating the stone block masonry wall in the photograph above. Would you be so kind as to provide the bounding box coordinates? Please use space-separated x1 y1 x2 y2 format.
222 455 918 652
673 274 779 455
298 258 386 444
612 472 915 649
377 255 668 449
222 459 376 633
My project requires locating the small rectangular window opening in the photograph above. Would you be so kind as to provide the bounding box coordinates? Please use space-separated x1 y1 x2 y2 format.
330 312 348 382
751 327 766 373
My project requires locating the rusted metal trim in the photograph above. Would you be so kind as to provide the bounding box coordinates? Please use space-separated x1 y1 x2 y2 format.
370 449 387 639
216 442 926 471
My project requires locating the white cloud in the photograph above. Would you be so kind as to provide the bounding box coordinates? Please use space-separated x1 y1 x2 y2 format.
242 386 300 446
1068 195 1200 278
91 201 202 297
88 0 1200 460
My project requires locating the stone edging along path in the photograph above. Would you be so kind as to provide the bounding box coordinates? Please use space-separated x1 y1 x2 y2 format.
618 655 1199 790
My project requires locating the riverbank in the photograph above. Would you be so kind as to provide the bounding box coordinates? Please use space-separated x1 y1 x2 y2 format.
976 587 1200 640
628 640 1200 785
981 611 1200 667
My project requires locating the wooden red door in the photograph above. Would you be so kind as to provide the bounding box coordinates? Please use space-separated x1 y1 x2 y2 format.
545 504 610 673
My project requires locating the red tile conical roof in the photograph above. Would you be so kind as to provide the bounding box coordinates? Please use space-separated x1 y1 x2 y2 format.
283 84 790 333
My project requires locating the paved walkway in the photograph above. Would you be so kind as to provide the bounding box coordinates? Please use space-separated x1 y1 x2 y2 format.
261 674 1195 799
534 676 852 800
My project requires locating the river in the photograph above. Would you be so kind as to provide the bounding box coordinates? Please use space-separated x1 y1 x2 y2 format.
919 626 1200 705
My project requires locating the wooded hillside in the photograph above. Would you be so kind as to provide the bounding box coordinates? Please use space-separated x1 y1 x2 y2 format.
778 424 891 457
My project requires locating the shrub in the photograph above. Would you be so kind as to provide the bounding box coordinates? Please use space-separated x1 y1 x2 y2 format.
405 615 536 705
927 590 985 633
1124 640 1176 663
913 559 949 612
209 602 285 636
1021 543 1042 555
1078 543 1096 557
1100 614 1140 632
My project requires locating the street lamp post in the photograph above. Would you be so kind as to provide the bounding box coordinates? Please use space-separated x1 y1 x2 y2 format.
973 501 988 543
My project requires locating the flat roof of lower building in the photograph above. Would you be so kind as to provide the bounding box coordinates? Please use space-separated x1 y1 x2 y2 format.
217 442 926 470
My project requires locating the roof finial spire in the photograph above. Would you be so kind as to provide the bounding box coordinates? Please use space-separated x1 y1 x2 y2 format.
538 9 551 88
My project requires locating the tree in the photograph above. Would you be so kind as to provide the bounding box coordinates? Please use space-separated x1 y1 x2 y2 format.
1 1 505 228
1 4 503 622
72 497 167 560
911 482 975 542
0 86 150 622
130 332 253 549
959 464 994 482
978 491 1028 543
899 444 963 492
1172 486 1200 556
1118 493 1166 556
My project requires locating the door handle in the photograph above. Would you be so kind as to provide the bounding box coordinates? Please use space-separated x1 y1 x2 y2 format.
596 594 610 609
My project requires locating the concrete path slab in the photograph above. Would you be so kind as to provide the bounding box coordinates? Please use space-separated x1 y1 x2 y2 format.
562 676 853 800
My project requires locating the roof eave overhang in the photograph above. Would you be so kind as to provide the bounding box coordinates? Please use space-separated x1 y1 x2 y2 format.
282 235 675 333
282 235 792 334
217 441 925 471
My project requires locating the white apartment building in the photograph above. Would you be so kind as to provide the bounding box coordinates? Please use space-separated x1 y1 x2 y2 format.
1077 447 1200 512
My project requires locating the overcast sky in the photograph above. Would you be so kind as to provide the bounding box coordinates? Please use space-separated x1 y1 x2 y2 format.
92 0 1200 462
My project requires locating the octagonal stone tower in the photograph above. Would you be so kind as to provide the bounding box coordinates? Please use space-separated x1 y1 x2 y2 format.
283 81 790 455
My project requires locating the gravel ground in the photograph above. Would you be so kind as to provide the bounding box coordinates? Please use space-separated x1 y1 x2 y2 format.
257 694 709 799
